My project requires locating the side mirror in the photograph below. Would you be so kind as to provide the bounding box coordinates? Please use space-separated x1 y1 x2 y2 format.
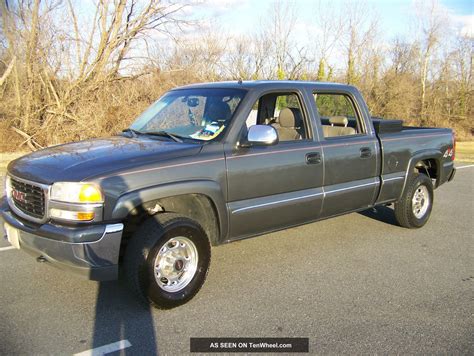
241 125 279 147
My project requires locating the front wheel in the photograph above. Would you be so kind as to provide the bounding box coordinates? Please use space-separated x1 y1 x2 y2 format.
124 213 211 309
394 173 434 228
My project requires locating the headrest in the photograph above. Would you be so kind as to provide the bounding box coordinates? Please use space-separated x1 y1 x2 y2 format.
207 101 231 122
329 116 348 127
279 107 302 128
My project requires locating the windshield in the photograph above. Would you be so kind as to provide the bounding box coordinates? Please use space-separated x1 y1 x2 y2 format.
129 88 246 141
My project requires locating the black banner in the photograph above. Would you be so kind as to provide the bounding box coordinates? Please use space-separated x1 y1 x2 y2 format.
190 337 309 353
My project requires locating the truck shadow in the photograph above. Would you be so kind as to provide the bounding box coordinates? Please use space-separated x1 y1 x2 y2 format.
92 172 159 355
92 280 158 355
358 205 400 227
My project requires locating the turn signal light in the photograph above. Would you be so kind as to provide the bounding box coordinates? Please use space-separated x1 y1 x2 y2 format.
79 184 103 203
50 209 95 221
76 212 95 221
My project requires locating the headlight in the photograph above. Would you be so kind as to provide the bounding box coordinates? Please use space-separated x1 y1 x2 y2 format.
49 182 104 222
50 182 104 203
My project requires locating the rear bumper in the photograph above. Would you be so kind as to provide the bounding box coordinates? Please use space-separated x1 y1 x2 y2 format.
448 167 456 182
438 160 455 187
0 198 123 281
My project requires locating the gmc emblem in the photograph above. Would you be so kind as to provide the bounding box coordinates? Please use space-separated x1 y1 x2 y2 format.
12 189 26 203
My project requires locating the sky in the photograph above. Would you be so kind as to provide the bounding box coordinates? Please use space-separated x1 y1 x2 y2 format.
66 0 473 75
191 0 474 40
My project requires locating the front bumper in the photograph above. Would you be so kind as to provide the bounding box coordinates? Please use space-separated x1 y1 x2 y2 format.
0 198 123 281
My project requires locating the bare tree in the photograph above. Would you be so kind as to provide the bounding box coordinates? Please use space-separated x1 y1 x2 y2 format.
413 0 446 123
452 36 473 118
338 1 378 85
164 29 226 81
262 0 309 79
311 0 344 81
0 0 472 150
0 0 190 147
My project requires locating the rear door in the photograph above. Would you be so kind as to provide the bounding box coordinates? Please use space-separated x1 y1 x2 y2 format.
225 90 324 239
311 90 380 217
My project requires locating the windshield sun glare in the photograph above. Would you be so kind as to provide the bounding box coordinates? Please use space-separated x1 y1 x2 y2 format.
130 88 246 142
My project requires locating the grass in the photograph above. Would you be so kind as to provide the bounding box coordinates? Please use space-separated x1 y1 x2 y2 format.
456 141 474 163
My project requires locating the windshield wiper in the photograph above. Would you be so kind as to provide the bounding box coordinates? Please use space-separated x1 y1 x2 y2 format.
122 128 143 137
144 131 183 143
123 128 186 143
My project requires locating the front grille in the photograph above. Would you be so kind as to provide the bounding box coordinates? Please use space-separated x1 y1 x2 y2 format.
10 178 46 219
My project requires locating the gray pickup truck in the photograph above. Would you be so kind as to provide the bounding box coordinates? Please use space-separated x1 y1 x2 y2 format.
1 81 456 308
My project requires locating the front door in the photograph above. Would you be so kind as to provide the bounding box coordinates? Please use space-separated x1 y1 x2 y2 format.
225 91 324 239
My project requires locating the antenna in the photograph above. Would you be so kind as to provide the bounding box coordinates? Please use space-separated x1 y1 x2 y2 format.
238 78 243 84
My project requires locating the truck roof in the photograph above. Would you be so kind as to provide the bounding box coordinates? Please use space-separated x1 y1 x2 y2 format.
173 80 353 91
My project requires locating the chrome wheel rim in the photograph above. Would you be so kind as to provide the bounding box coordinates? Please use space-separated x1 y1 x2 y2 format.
154 236 198 292
412 185 430 219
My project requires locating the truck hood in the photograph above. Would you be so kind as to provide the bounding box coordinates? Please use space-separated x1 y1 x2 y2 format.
7 136 202 184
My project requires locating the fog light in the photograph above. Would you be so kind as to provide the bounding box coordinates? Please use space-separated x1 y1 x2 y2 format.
50 209 95 221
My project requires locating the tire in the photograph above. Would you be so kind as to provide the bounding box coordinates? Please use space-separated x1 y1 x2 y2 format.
394 173 434 229
123 213 211 309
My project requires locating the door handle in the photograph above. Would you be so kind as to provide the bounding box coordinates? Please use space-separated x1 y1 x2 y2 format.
360 147 372 158
305 152 321 164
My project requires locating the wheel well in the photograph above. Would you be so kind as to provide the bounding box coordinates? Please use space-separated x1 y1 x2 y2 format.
414 158 438 185
119 194 220 259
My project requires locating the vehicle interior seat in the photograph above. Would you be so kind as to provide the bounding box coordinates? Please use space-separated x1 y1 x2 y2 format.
322 116 356 137
272 107 304 141
204 101 231 125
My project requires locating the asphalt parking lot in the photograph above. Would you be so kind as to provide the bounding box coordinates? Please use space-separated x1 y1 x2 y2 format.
0 165 473 355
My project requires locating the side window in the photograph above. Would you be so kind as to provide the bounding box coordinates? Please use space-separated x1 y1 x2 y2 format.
246 93 309 142
246 100 259 128
314 93 364 138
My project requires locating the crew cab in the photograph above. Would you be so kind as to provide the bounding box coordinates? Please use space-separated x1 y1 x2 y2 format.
1 81 456 308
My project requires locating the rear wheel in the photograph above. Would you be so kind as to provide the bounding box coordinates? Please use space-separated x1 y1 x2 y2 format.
394 173 434 228
124 213 211 309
